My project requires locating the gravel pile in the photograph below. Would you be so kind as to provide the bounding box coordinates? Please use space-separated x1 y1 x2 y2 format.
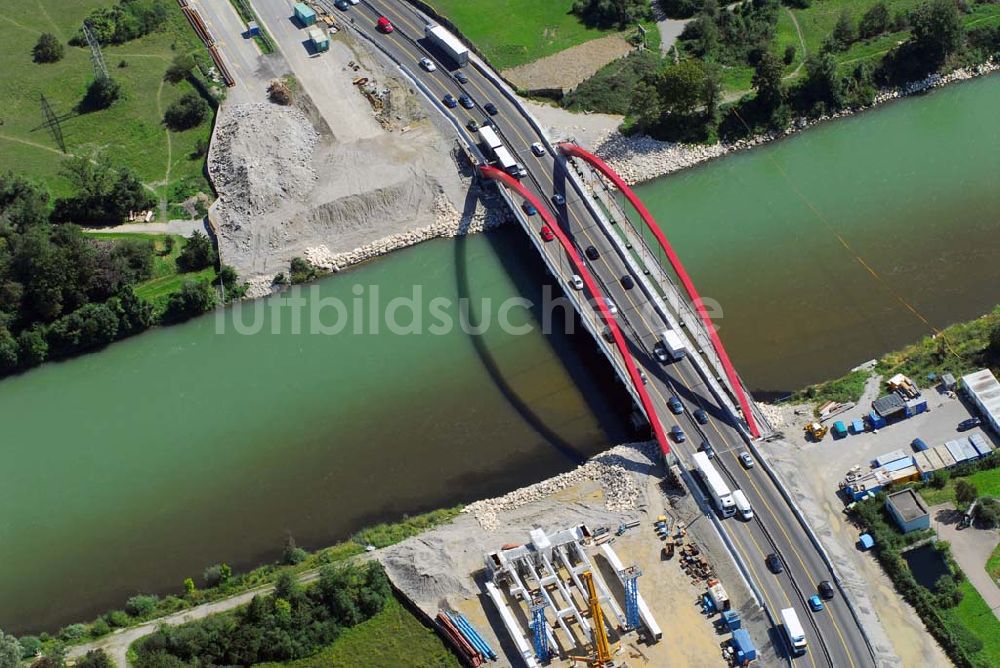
303 192 513 272
463 441 658 531
596 58 998 186
208 104 319 219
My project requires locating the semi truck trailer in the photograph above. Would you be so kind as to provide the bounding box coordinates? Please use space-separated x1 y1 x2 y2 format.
425 24 469 66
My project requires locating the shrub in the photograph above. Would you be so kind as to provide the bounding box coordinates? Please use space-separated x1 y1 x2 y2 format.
33 33 64 63
975 497 1000 528
282 536 308 565
859 2 891 39
77 649 114 668
930 469 950 488
71 0 169 46
783 44 796 65
59 623 87 641
164 93 209 131
954 479 977 506
163 280 216 323
125 594 160 617
164 54 195 84
104 610 130 627
89 618 111 638
203 563 231 588
18 635 41 659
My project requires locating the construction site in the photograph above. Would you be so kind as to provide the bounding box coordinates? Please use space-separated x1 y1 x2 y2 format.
378 442 776 667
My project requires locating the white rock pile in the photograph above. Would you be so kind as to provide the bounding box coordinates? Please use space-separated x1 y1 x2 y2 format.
208 104 320 219
463 441 658 532
596 58 998 186
303 192 513 272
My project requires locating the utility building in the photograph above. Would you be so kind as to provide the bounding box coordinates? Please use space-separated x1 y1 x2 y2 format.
885 489 930 533
963 369 1000 434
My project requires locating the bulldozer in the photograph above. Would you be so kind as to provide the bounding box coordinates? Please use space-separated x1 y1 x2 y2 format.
805 422 829 441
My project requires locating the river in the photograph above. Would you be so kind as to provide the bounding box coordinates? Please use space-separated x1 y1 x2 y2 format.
634 75 1000 393
2 75 999 633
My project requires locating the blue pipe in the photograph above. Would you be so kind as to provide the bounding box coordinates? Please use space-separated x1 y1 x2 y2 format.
448 611 497 661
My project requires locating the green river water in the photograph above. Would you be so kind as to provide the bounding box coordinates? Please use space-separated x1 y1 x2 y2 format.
2 75 999 632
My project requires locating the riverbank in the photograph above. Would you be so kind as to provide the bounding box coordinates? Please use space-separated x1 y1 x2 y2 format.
577 60 998 185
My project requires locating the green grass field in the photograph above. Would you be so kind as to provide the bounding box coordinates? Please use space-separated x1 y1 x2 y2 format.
950 579 1000 665
88 232 214 305
0 0 214 208
423 0 648 70
257 596 460 668
919 467 1000 507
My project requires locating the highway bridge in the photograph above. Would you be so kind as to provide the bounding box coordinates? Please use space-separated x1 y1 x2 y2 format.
303 1 879 665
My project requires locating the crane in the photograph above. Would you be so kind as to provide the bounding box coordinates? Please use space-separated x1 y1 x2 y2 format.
582 570 614 667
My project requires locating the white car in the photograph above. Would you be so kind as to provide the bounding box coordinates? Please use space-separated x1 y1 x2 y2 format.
570 274 584 290
419 57 436 72
604 298 618 316
530 142 545 157
348 0 360 4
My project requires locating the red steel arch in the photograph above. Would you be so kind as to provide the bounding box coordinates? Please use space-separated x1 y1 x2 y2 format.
479 165 671 456
557 143 760 439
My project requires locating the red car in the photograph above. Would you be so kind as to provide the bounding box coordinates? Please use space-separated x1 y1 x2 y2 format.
376 16 394 33
540 226 554 242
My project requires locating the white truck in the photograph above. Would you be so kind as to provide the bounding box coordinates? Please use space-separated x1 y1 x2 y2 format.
659 329 687 362
478 126 524 178
780 607 807 656
692 451 735 517
425 24 469 66
732 489 753 520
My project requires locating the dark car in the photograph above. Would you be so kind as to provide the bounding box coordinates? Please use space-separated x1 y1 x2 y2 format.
484 102 498 115
522 201 537 216
442 94 458 108
551 193 566 206
693 408 708 424
466 119 479 132
585 246 599 261
621 275 634 290
458 94 474 109
671 425 686 443
958 417 982 431
699 441 715 459
334 0 349 9
766 552 783 574
454 71 469 84
818 580 835 600
668 396 684 415
653 343 669 364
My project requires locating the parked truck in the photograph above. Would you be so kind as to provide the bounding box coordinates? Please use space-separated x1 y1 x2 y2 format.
425 24 469 66
780 607 807 656
659 329 687 361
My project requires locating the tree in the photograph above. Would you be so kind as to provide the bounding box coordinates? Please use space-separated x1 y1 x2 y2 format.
830 10 857 51
975 498 1000 528
658 60 710 116
163 280 216 323
33 33 64 63
183 577 196 596
571 0 653 29
752 51 784 113
628 78 663 130
80 77 122 112
859 2 891 39
988 320 1000 360
933 573 962 607
0 328 17 373
0 629 19 668
799 51 844 112
176 231 216 272
163 93 208 131
52 155 154 226
164 54 195 84
274 570 301 600
955 479 978 506
910 0 964 67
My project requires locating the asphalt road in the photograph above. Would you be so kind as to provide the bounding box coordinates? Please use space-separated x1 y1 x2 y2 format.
315 1 875 665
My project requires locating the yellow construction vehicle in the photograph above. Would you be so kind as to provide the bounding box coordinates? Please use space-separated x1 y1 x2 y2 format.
582 570 615 667
805 422 828 441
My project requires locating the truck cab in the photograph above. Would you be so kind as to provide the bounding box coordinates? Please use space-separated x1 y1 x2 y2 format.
732 489 753 520
659 329 687 361
376 16 394 33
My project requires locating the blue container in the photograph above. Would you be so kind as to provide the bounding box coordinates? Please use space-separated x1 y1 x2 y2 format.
869 411 887 429
732 629 757 662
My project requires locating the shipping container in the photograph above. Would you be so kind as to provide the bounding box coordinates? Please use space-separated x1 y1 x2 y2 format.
884 457 915 473
957 438 980 461
969 433 993 457
294 3 316 26
874 449 908 467
946 440 971 462
934 444 957 467
868 410 887 429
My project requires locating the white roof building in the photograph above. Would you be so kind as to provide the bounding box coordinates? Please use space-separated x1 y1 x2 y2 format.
962 369 1000 435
